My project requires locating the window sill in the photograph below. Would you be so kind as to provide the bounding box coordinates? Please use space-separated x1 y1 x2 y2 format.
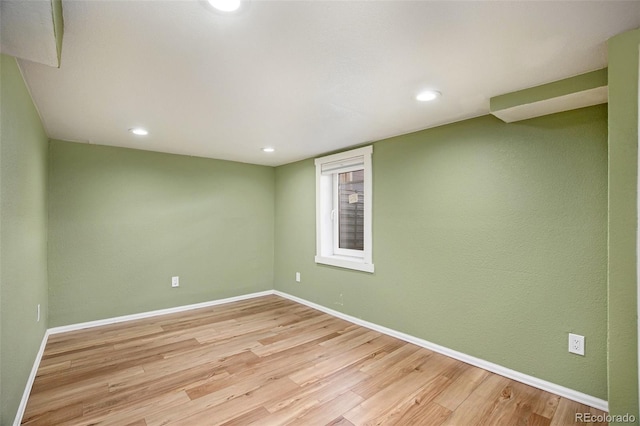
315 255 375 273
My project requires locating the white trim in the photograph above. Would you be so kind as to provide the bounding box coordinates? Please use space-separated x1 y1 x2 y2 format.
13 291 274 425
314 255 374 273
13 331 50 426
491 86 608 123
637 43 640 412
362 146 373 265
315 146 374 273
273 290 609 412
47 290 273 335
314 145 373 167
14 288 608 424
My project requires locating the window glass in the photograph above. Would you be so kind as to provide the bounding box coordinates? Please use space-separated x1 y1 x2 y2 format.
338 170 364 251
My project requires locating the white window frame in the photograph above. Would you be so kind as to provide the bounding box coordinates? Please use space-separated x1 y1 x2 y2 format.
315 145 373 273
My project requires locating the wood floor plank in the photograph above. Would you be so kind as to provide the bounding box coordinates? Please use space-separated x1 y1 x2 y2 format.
22 296 608 425
432 364 490 411
290 390 364 426
254 362 372 426
351 346 434 400
75 391 191 426
251 318 350 357
362 375 452 426
150 377 300 426
25 368 137 415
329 417 356 426
343 364 452 425
289 334 399 386
394 401 452 426
123 420 147 426
21 402 84 426
219 406 271 426
439 373 506 425
550 398 607 426
360 343 423 374
34 359 71 376
82 362 229 418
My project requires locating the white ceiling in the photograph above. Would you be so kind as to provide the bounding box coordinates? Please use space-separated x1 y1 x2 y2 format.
1 0 59 67
17 0 640 167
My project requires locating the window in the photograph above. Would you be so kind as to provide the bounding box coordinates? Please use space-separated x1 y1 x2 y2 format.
315 146 373 273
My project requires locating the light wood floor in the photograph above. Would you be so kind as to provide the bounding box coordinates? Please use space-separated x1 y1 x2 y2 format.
23 295 607 425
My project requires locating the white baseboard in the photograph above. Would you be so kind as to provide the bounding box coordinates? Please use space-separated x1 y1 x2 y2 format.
47 290 274 335
273 290 609 412
14 288 607 425
13 330 50 426
13 290 273 425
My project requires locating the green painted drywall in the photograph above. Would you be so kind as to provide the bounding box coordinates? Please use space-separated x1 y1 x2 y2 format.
490 68 608 112
48 141 274 326
274 106 608 399
608 28 640 423
0 54 49 426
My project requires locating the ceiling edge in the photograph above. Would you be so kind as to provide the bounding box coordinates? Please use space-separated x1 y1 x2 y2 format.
490 68 608 123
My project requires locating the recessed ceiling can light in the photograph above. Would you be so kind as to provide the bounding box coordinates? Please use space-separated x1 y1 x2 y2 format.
416 90 442 102
208 0 241 12
129 127 149 136
262 147 275 153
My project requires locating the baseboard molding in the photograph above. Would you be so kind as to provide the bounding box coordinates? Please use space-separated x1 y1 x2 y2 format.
47 290 274 335
13 290 275 425
273 290 609 412
13 330 50 426
15 288 607 424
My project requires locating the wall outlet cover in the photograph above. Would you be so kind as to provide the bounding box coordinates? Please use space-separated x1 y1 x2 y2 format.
568 333 585 356
172 276 180 287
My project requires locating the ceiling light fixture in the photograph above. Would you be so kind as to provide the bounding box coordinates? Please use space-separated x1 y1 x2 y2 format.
129 127 149 136
262 147 275 153
416 90 442 102
207 0 241 12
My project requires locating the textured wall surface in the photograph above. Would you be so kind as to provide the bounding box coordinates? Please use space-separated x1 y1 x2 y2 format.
0 54 49 425
274 106 608 399
48 141 275 326
607 28 640 423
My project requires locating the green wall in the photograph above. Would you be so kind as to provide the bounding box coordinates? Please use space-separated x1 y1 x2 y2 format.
274 106 609 399
0 55 49 425
607 29 640 423
48 141 274 326
4 25 637 419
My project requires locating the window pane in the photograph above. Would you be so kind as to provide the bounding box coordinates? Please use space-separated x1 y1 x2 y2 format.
338 169 364 250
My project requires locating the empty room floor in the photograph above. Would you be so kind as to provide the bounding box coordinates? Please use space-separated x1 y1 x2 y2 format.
22 295 607 425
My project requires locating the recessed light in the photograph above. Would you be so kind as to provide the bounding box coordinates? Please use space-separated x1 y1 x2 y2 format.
129 127 149 136
416 90 441 102
207 0 241 12
262 147 275 153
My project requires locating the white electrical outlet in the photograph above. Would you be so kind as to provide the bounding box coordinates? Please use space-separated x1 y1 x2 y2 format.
37 304 41 322
568 333 585 356
172 276 180 288
295 272 301 283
